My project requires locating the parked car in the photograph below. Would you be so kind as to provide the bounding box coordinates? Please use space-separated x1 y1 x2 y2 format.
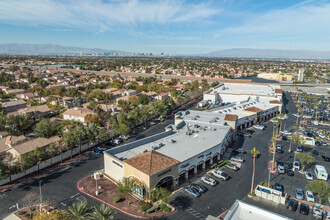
190 183 207 193
293 161 300 170
282 130 292 136
230 156 245 163
287 169 294 176
282 135 288 141
233 148 246 154
285 161 292 169
276 144 282 150
277 148 284 154
315 141 321 146
321 155 330 162
225 164 239 171
185 187 200 197
211 170 229 181
287 199 298 211
253 125 265 130
277 160 284 167
243 133 251 138
310 149 319 156
306 190 315 202
295 188 304 200
300 203 310 215
321 142 327 147
119 134 131 140
113 138 122 145
305 172 314 180
278 166 285 174
201 176 216 186
297 145 303 152
312 204 323 220
93 148 103 153
275 183 283 192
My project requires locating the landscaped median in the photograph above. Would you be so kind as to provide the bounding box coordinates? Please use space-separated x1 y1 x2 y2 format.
77 175 175 219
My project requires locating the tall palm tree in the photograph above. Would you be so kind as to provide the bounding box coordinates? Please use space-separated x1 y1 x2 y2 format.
89 204 115 220
68 201 91 220
250 147 260 194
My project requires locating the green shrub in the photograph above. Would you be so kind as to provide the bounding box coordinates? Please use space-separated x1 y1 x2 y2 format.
24 213 30 218
18 211 26 215
113 196 121 203
139 201 152 212
160 204 171 213
217 160 230 168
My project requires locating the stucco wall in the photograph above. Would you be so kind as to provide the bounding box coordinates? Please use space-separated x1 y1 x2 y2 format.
104 153 124 182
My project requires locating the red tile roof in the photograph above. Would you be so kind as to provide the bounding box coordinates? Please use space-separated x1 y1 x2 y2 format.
124 150 179 176
275 89 283 94
224 114 238 121
244 106 263 113
269 100 282 104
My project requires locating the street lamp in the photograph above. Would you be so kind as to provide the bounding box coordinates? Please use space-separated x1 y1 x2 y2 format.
39 180 43 211
94 172 100 196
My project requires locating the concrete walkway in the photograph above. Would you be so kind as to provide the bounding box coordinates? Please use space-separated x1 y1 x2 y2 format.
3 213 20 220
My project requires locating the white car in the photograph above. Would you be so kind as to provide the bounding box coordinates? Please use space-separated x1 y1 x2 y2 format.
270 118 278 123
253 125 265 130
281 130 292 136
201 176 216 186
305 172 314 180
319 134 326 139
278 116 286 120
211 169 229 181
230 156 245 163
225 164 239 171
303 115 312 119
293 113 300 117
293 161 300 170
306 190 315 202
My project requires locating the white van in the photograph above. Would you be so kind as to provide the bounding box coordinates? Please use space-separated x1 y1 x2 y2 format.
314 165 328 180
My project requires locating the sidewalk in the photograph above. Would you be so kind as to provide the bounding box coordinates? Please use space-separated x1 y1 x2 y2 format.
3 213 20 220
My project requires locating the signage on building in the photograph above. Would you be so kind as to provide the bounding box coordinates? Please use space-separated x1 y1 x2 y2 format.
157 169 172 177
180 163 190 169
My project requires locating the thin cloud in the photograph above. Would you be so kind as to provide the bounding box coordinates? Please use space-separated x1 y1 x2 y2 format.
217 1 330 36
0 0 218 32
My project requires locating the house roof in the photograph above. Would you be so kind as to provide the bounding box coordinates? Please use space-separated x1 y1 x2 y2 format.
224 114 238 121
10 136 60 155
0 100 26 107
124 150 179 176
17 105 51 114
244 106 263 113
63 108 94 118
269 100 283 104
275 89 283 94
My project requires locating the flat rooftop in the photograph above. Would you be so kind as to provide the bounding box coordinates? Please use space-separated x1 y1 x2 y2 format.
207 83 277 97
107 121 230 163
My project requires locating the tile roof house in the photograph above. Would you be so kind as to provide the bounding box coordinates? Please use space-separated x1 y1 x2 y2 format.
63 107 95 123
2 135 60 159
0 100 27 113
155 92 169 101
15 105 52 120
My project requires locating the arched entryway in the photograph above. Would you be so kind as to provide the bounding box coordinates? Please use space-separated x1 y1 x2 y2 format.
155 176 174 191
197 161 204 173
205 157 212 169
178 170 187 185
127 176 146 198
188 166 196 179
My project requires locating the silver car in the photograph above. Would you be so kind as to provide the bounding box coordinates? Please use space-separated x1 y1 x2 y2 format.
230 156 245 163
201 176 216 186
225 164 239 171
306 190 315 202
305 172 314 180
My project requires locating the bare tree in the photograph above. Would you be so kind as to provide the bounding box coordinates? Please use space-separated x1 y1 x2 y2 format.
20 192 40 218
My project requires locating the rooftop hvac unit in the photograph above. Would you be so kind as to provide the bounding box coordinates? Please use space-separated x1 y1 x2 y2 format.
143 149 148 153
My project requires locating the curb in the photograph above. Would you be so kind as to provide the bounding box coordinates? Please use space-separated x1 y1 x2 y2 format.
0 151 91 193
77 178 176 219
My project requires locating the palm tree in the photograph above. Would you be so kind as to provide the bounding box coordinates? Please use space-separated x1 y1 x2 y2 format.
117 177 136 199
250 147 260 194
89 204 115 220
68 201 91 220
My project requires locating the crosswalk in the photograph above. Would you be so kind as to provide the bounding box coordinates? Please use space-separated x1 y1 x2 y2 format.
185 207 207 219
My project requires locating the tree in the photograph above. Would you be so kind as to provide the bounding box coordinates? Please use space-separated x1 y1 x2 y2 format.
292 132 305 146
46 142 57 165
147 187 171 204
306 180 330 204
20 192 40 218
3 153 15 182
34 210 71 220
250 147 261 194
117 177 136 199
68 201 91 220
35 119 61 138
33 147 45 171
296 153 315 171
89 204 116 220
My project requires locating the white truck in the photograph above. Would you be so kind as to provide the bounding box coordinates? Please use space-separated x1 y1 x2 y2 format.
314 165 328 180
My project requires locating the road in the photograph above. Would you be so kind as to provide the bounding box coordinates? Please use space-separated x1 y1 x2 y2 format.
0 92 301 219
0 119 174 220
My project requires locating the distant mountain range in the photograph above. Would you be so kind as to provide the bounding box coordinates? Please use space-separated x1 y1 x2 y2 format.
0 43 127 56
204 48 330 59
1 43 330 59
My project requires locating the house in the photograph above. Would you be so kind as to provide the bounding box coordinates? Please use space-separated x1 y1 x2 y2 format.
16 105 52 120
62 97 74 108
17 92 39 100
63 107 95 123
1 135 60 159
122 89 137 97
0 100 27 113
4 89 25 95
155 92 169 101
116 95 138 105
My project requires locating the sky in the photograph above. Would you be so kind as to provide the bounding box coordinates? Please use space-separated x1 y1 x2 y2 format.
0 0 329 54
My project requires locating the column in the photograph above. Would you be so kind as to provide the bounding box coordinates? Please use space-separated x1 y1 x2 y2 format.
210 158 213 165
217 154 220 161
194 167 197 175
172 178 179 189
202 162 206 170
184 172 188 180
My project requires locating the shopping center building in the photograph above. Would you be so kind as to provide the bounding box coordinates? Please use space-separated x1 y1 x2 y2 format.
103 83 283 197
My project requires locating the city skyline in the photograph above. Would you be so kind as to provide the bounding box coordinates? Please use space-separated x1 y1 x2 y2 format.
0 0 329 54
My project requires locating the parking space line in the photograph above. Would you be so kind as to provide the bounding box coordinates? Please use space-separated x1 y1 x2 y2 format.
76 195 86 202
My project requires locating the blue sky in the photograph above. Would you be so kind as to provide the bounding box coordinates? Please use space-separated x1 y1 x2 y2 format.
0 0 329 54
